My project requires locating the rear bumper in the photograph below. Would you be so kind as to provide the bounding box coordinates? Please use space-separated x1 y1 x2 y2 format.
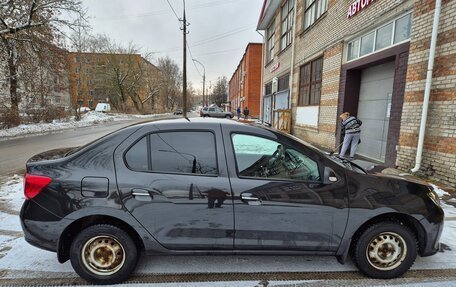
20 200 70 253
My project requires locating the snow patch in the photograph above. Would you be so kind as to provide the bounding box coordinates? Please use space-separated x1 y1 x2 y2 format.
0 112 172 138
430 183 450 197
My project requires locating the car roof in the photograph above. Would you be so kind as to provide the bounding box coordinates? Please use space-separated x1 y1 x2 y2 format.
132 117 245 129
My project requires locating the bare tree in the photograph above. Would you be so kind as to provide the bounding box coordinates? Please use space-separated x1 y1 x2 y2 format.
157 56 182 111
0 0 87 125
211 76 228 107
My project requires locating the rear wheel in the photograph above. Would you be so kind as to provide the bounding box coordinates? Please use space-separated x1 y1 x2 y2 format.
225 114 231 119
352 222 417 279
70 225 138 284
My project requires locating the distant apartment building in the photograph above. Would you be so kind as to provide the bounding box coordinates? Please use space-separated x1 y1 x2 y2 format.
0 46 70 111
257 0 456 186
67 52 165 113
228 43 263 118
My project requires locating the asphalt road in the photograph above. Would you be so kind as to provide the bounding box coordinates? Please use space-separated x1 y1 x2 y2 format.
0 114 180 178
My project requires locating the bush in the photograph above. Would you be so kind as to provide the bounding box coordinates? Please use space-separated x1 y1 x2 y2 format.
0 107 21 128
24 106 68 124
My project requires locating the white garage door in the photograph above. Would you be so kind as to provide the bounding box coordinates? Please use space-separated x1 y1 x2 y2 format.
356 61 395 162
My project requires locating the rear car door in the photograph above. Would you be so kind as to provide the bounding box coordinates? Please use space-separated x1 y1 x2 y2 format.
221 124 349 251
114 123 234 250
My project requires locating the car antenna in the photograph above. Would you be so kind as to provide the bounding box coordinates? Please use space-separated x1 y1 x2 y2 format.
184 117 190 122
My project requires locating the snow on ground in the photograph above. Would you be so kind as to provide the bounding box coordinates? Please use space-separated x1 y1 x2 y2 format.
0 112 171 138
431 183 450 197
0 177 455 286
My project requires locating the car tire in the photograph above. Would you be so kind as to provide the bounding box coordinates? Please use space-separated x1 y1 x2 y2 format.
70 224 138 285
352 222 417 279
225 115 231 119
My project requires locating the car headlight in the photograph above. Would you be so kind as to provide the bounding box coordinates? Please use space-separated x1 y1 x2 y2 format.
427 186 441 206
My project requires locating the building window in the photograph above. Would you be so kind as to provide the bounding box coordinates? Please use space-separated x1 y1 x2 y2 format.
75 67 79 73
265 82 272 95
267 21 275 62
278 74 289 91
89 90 94 96
304 0 328 30
280 0 294 51
347 12 412 61
298 57 323 106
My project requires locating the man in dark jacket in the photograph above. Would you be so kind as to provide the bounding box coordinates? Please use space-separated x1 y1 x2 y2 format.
339 112 362 160
243 106 250 120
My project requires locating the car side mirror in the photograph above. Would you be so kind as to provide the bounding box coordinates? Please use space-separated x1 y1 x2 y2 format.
323 166 339 185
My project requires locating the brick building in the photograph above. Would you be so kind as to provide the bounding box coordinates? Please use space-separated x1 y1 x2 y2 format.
257 0 455 186
67 52 165 113
228 43 263 118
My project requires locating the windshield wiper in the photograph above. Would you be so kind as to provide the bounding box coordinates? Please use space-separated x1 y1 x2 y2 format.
330 154 367 174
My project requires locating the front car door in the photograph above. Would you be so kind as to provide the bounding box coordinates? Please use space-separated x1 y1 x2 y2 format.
221 124 349 251
114 122 234 250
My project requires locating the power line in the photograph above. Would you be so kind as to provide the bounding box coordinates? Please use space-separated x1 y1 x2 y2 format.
187 43 203 77
154 24 256 53
93 0 243 21
165 0 181 21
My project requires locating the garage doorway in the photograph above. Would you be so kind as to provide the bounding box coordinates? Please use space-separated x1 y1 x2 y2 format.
356 61 395 162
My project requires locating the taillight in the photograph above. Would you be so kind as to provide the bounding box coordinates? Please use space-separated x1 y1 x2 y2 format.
24 173 52 200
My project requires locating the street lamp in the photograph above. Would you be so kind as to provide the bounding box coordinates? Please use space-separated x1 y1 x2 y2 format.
192 59 206 107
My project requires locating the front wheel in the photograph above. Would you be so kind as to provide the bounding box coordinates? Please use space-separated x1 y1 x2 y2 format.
70 224 138 284
352 222 417 279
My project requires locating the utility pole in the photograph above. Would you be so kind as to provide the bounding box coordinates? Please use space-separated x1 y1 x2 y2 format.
192 59 205 107
180 0 188 117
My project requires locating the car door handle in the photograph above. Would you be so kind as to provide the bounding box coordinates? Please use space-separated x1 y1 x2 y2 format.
131 188 157 199
241 193 262 206
241 193 259 201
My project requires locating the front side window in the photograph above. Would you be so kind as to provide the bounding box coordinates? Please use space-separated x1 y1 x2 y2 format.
304 0 328 30
298 57 323 106
280 0 294 51
150 132 218 175
232 134 320 181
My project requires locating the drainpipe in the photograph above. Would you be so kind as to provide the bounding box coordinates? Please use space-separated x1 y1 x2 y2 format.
411 0 442 173
288 0 298 110
257 30 265 123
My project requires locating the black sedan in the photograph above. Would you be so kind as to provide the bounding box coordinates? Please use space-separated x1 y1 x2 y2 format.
20 118 444 284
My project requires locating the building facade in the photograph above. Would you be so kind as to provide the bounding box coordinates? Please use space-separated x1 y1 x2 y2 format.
258 0 455 186
228 43 263 118
67 52 165 114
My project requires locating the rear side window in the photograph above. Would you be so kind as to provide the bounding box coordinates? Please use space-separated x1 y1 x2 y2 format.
150 132 218 175
125 136 148 170
124 131 218 175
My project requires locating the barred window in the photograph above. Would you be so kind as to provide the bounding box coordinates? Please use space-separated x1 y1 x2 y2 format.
265 82 272 95
298 57 323 106
278 74 289 92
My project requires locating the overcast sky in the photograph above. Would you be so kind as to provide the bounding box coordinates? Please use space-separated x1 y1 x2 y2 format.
83 0 264 93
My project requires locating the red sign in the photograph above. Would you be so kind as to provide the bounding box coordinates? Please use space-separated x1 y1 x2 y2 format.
270 62 280 73
347 0 376 18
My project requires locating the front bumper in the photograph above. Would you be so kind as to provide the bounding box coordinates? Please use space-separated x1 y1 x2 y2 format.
419 204 445 257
